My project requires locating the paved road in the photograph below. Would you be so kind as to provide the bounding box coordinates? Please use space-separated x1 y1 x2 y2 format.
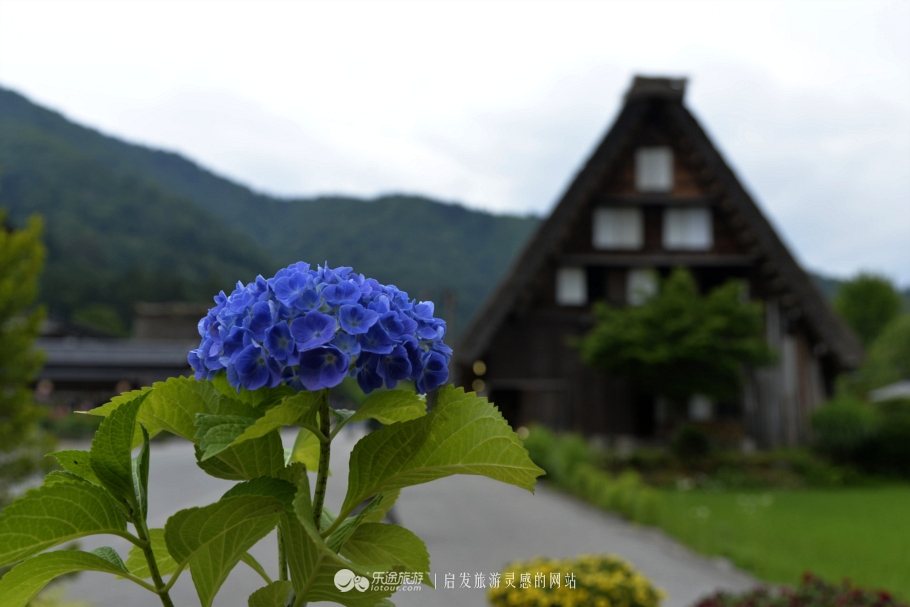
60 429 756 607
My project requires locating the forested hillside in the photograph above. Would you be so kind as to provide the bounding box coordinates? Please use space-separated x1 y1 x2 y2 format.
0 86 540 335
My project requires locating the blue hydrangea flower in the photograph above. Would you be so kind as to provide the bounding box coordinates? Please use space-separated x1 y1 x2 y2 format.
189 262 451 394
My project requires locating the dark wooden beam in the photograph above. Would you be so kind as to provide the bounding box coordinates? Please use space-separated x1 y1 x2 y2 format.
557 253 757 267
590 194 715 207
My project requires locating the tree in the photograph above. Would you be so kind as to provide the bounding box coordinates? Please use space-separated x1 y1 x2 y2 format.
846 314 910 396
0 211 51 507
834 272 903 346
577 267 775 402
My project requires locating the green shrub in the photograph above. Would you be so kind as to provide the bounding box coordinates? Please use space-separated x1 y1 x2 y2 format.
864 398 910 477
522 427 663 524
811 396 879 462
671 424 712 460
694 572 903 607
488 554 664 607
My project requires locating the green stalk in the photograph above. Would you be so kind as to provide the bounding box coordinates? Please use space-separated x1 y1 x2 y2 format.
311 389 332 529
133 514 176 607
278 520 288 582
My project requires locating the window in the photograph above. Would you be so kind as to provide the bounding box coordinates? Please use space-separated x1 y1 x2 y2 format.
688 395 714 421
663 207 713 250
626 268 657 305
593 207 643 249
556 267 587 306
635 147 673 192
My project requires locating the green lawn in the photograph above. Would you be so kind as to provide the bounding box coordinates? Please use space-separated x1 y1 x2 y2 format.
656 487 910 599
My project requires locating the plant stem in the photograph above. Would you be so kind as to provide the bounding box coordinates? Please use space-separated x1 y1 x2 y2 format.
311 389 331 530
133 515 176 607
278 521 288 582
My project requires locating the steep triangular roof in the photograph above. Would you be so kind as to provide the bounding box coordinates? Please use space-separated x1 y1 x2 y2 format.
457 76 863 370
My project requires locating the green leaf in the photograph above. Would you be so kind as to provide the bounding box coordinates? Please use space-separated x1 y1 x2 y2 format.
195 414 258 460
0 481 127 567
282 512 392 607
126 528 178 578
326 497 384 553
133 424 151 520
222 477 297 513
42 471 89 486
241 553 272 585
47 450 100 485
340 386 544 516
83 387 157 448
212 372 296 408
248 580 293 607
288 427 322 471
90 391 148 509
340 523 431 585
362 490 400 524
349 390 426 425
89 545 128 571
230 392 321 448
143 377 252 441
331 408 357 425
196 432 288 480
165 496 283 607
0 550 129 607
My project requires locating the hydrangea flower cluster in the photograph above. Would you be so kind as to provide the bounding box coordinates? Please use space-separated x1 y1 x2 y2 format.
188 262 451 394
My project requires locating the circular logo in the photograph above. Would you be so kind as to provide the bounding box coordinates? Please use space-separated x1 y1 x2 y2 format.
334 569 370 592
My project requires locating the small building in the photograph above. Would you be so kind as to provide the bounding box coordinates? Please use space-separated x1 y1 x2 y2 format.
35 303 207 413
456 76 863 448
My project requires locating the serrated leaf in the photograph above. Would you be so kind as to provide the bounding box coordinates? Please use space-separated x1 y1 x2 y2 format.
230 392 321 449
90 392 148 510
83 387 158 448
283 504 392 607
222 477 297 513
0 481 127 567
89 546 128 571
326 497 384 553
331 408 357 425
195 414 258 460
42 471 90 486
48 450 100 485
248 580 293 607
0 550 129 607
349 390 426 425
133 425 151 520
241 553 272 584
195 432 287 481
212 372 296 408
362 490 400 524
165 496 283 607
340 386 544 516
141 377 252 442
340 523 430 585
126 528 178 578
288 428 323 473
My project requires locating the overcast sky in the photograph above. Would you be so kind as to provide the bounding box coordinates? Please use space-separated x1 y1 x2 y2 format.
1 0 908 285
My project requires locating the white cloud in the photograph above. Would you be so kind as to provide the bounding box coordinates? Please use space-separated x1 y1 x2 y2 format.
0 0 907 284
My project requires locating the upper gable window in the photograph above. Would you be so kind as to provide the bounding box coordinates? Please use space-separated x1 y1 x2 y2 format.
663 207 713 250
593 207 643 249
556 266 587 306
635 147 674 192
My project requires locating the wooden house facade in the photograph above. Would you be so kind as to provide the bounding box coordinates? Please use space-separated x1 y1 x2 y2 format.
455 76 863 448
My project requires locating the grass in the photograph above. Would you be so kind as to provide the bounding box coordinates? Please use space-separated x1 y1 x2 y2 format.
656 486 910 600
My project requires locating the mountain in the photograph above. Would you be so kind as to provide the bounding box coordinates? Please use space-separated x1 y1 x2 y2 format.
0 86 540 336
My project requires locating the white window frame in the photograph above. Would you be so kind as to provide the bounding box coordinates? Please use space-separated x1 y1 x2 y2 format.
635 147 674 192
592 207 644 250
626 268 658 306
663 207 714 250
556 266 587 306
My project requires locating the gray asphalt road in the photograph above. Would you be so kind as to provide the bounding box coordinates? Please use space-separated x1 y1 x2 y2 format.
60 429 756 607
